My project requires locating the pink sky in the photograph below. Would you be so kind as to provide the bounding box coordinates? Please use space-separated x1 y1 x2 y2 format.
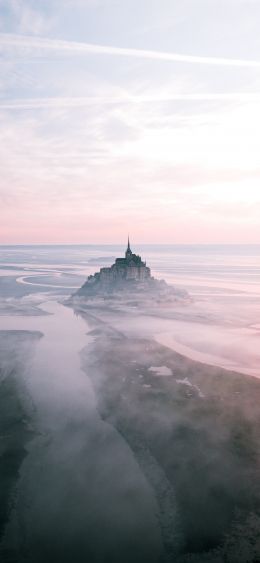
1 1 260 244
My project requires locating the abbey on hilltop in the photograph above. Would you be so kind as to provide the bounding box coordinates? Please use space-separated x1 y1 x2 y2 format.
75 238 152 297
96 237 151 283
73 238 189 302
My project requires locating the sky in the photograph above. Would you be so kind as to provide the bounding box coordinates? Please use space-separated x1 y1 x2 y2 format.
0 0 260 244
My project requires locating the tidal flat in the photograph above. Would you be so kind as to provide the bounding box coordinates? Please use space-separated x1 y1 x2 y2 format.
76 304 260 562
0 244 260 562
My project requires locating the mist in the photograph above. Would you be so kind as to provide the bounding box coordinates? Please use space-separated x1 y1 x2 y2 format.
0 244 260 562
0 303 162 563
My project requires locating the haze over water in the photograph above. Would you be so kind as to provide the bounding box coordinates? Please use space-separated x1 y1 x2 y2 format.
1 2 260 559
1 244 259 377
0 243 260 562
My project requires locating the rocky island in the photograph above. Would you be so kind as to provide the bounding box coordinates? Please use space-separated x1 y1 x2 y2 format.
66 247 260 562
72 239 188 307
1 246 260 563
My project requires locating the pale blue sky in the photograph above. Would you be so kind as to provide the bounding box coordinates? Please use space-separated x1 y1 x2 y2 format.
1 0 260 243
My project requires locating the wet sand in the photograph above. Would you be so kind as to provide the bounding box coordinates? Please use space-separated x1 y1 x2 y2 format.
1 243 260 562
76 299 260 379
0 297 260 562
73 302 260 562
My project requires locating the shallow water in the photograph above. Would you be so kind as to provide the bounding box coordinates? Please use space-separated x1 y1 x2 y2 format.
0 300 95 427
0 245 260 561
1 244 260 378
0 300 162 562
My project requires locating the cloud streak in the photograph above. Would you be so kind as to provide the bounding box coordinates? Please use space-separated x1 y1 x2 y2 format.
1 93 260 110
1 33 260 67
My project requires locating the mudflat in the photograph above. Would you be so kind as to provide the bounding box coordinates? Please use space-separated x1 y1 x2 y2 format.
77 305 260 562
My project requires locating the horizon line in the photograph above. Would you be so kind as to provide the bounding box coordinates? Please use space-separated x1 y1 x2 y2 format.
0 242 259 247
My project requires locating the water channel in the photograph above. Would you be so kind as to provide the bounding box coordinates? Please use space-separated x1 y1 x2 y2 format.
0 299 161 563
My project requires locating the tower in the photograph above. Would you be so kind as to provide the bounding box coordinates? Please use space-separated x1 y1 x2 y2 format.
125 236 132 259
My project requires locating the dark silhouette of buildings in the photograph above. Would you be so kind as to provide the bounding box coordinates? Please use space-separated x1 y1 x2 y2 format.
95 237 151 283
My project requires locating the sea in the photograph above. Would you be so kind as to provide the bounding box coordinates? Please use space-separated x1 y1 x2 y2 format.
0 243 260 562
0 244 260 377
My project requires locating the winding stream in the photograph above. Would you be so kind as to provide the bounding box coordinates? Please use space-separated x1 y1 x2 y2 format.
0 299 162 563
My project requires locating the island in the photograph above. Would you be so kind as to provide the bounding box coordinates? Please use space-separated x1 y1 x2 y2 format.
71 239 189 309
66 241 260 562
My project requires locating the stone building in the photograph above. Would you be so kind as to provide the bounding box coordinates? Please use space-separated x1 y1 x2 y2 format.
74 237 189 302
97 238 151 283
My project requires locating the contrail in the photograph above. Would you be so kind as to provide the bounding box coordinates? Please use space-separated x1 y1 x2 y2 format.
1 33 260 67
1 93 260 110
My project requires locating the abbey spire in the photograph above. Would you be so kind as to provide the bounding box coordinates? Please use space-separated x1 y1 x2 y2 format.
125 235 132 259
